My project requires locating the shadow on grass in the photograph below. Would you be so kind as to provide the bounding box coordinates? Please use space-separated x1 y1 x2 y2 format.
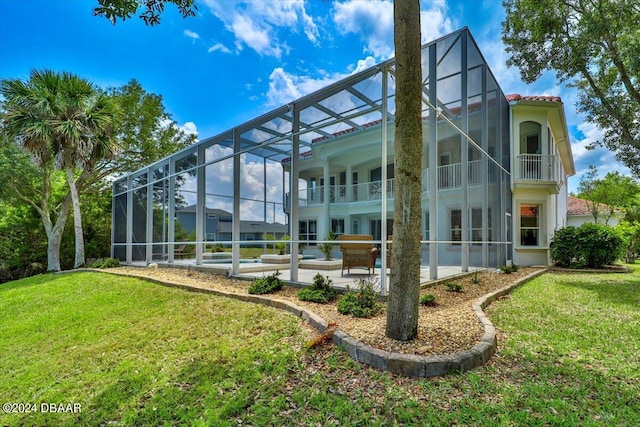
0 272 63 291
72 355 267 426
556 273 640 308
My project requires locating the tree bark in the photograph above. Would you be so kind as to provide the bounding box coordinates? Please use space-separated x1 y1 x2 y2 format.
385 0 423 341
37 192 72 272
66 167 85 268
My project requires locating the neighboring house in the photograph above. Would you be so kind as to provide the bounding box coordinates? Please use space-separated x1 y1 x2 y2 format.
111 27 576 277
176 205 288 242
566 196 622 227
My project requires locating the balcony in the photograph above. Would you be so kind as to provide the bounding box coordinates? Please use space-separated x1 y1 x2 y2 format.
515 154 559 192
285 161 490 211
437 159 483 189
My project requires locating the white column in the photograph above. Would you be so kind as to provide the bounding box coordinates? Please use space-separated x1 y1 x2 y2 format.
323 161 331 237
380 64 389 294
232 129 241 275
146 170 153 264
428 43 438 281
195 144 205 265
289 105 300 281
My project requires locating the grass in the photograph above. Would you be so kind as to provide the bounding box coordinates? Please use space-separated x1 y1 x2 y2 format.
2 267 639 425
0 272 307 426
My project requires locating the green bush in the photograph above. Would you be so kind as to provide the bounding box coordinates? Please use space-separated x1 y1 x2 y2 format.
499 264 519 274
420 293 436 306
551 223 623 268
445 282 463 292
616 221 640 263
471 269 481 284
337 278 382 318
550 226 578 267
91 258 122 269
298 273 337 303
318 231 337 260
248 270 283 295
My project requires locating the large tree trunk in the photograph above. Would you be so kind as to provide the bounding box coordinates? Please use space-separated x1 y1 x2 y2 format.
66 167 85 268
37 192 72 272
385 0 423 341
46 224 65 272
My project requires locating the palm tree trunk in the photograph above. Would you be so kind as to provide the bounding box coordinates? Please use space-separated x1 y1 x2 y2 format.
385 0 423 341
66 167 85 268
36 190 71 272
47 225 64 272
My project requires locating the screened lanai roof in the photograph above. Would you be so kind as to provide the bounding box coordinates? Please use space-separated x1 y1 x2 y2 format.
121 27 500 177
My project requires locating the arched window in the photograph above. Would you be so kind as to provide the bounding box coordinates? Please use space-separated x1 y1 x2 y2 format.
520 121 542 154
519 121 542 180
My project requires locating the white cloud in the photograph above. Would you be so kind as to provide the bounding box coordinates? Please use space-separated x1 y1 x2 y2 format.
207 42 232 54
333 0 394 59
265 54 379 107
419 3 453 45
266 67 343 106
202 145 286 222
571 122 602 163
201 0 319 59
183 29 200 40
332 0 452 60
180 121 198 137
352 56 377 74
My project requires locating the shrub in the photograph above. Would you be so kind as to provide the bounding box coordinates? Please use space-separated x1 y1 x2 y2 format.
420 293 436 306
318 231 337 260
248 270 283 295
445 282 463 292
471 269 481 284
550 226 578 267
577 223 623 268
616 221 640 263
91 258 122 269
337 278 382 318
551 223 623 268
276 234 290 255
499 264 518 274
298 273 337 304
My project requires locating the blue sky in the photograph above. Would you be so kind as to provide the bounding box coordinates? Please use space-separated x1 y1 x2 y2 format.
0 0 627 194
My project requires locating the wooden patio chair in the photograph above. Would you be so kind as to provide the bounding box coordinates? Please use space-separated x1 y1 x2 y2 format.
338 234 378 276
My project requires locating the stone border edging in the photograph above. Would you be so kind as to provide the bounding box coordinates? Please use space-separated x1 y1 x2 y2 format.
78 267 547 378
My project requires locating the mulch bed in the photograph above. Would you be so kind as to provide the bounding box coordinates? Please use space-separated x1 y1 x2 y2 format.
107 266 544 356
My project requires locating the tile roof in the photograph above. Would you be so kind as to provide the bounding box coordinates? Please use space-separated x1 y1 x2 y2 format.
506 93 562 103
567 196 618 216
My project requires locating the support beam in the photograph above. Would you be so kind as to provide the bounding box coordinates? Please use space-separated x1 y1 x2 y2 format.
232 129 241 275
289 105 300 281
461 31 469 273
428 43 438 281
380 64 389 295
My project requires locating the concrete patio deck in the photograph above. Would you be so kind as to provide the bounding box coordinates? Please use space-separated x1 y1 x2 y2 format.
136 258 481 292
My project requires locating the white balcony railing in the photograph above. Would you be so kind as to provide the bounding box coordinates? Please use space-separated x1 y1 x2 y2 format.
437 160 483 189
517 154 557 181
289 161 490 209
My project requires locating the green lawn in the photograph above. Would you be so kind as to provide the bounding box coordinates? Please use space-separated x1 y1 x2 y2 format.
1 268 639 426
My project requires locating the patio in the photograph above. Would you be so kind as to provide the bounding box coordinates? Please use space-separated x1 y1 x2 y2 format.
134 258 473 292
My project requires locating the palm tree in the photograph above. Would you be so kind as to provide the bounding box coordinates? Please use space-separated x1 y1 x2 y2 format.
1 69 119 269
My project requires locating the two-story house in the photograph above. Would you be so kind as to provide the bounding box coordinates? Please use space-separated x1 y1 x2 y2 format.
111 27 575 282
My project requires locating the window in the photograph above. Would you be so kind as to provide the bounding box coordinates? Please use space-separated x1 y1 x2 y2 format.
299 220 317 246
520 205 540 246
352 219 360 235
331 218 345 236
450 209 462 245
424 211 430 241
471 208 492 244
471 208 482 243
